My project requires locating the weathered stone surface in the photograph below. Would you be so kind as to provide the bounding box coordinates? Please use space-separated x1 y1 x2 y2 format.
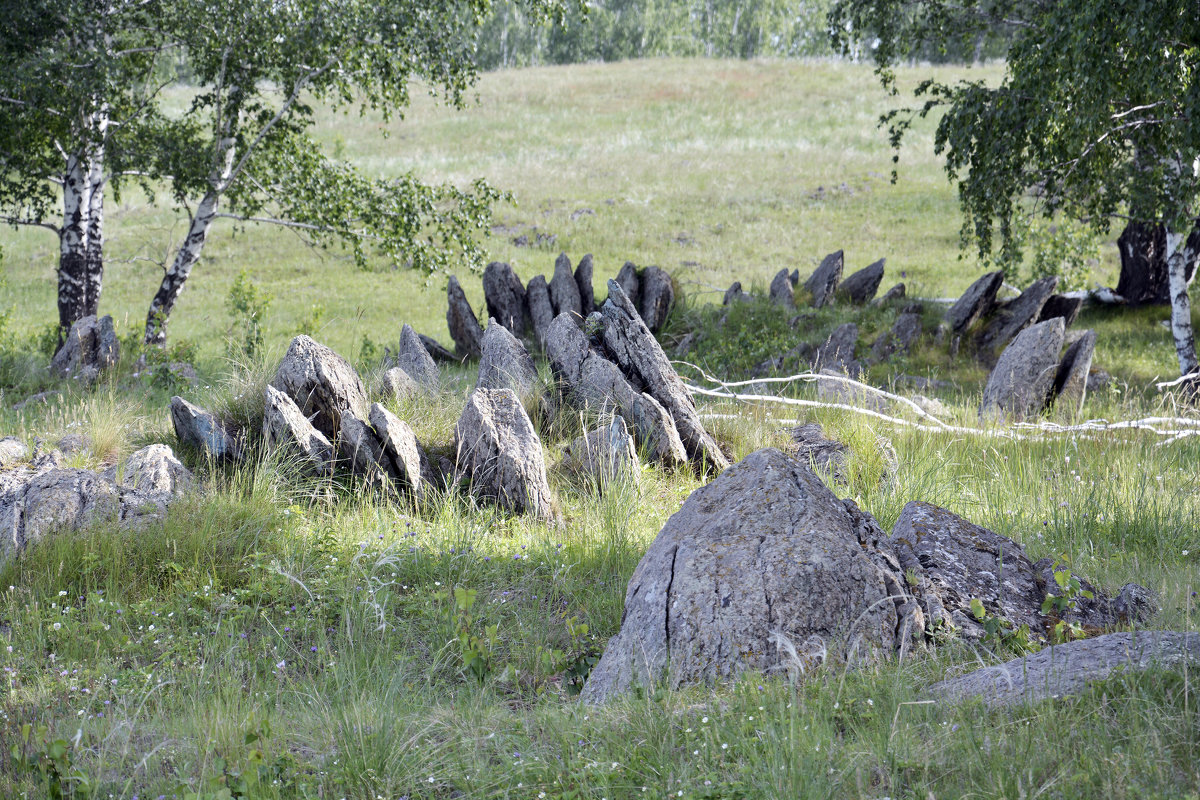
602 281 728 471
396 324 439 391
615 262 640 309
368 403 432 496
525 274 556 347
378 366 420 400
977 276 1059 355
418 334 456 364
452 388 553 520
813 323 860 377
873 283 906 306
1052 330 1096 414
722 281 746 305
838 258 885 304
262 384 335 476
562 417 640 487
787 423 848 483
122 444 194 495
56 434 91 456
337 413 391 484
769 269 795 308
477 319 539 398
271 335 369 441
446 275 484 359
50 314 119 382
170 396 240 462
545 313 687 468
575 253 596 316
638 266 674 332
870 312 922 363
789 269 800 287
20 469 120 545
550 252 583 320
945 271 1004 333
803 251 844 308
581 448 913 703
930 632 1200 706
980 318 1065 421
1038 294 1084 328
0 437 28 468
482 261 529 336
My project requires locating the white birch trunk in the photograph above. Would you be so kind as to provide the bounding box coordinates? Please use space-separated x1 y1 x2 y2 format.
83 106 108 318
1164 226 1199 378
57 154 92 339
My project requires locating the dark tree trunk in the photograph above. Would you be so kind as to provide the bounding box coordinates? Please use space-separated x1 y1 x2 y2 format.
1116 220 1200 306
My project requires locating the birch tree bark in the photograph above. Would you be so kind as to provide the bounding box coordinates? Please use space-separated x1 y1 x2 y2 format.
1164 225 1199 380
57 153 92 341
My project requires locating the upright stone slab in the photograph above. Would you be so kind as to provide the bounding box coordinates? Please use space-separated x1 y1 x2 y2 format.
262 384 335 476
452 388 553 520
872 282 906 306
803 251 844 308
337 413 392 485
549 252 583 319
482 261 529 336
575 253 596 316
379 366 420 399
1038 294 1084 328
446 275 484 359
418 334 456 364
1051 330 1096 414
979 318 1065 421
271 335 369 442
368 403 432 496
170 396 241 462
769 269 795 308
615 262 641 309
601 281 729 471
837 258 885 304
477 319 539 398
638 266 675 332
944 271 1003 333
723 281 746 305
526 275 556 346
50 314 119 383
977 276 1059 355
395 324 439 391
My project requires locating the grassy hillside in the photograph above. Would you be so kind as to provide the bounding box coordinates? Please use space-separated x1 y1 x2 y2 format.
1 59 1198 799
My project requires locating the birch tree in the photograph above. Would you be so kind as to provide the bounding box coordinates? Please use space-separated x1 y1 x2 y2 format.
830 0 1200 386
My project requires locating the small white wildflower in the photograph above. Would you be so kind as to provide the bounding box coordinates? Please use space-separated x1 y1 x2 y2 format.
721 743 728 750
52 622 61 630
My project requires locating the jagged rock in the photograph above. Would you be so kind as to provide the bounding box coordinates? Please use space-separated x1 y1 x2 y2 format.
1038 294 1084 328
838 258 885 304
1051 330 1096 414
56 434 91 456
615 262 640 309
562 417 640 487
602 281 728 471
262 384 335 477
545 314 687 468
769 268 795 308
873 283 906 306
930 632 1200 707
20 468 120 546
575 254 596 316
789 269 800 287
121 444 194 495
550 252 583 320
813 323 860 377
418 334 457 364
50 314 119 382
722 281 746 305
483 261 529 336
395 324 439 392
337 413 391 485
870 312 922 363
803 251 844 308
368 403 432 496
170 396 240 462
1112 583 1159 623
526 274 557 346
0 437 28 468
977 276 1059 356
270 335 369 441
477 319 538 398
787 423 848 483
944 271 1004 334
452 388 553 520
638 266 674 333
980 318 1065 421
446 275 484 359
378 366 420 400
581 448 917 703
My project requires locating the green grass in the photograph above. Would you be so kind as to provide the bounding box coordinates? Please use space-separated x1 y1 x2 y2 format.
1 58 1199 799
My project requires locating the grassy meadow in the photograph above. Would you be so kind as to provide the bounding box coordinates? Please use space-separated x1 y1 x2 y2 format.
1 58 1199 799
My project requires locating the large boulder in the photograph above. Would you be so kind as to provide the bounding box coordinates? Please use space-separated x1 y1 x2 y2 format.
170 396 240 462
270 335 369 441
526 275 556 347
50 314 119 383
561 417 640 488
976 276 1059 356
803 251 844 308
638 266 674 332
769 268 795 308
837 258 885 305
368 403 432 497
395 324 439 392
980 318 1065 421
930 632 1200 707
615 262 641 309
452 388 554 520
446 275 484 360
601 281 728 470
483 261 529 336
1051 330 1096 414
262 384 335 477
944 271 1003 334
581 448 917 703
575 254 596 316
545 314 688 468
121 443 194 496
549 253 583 320
477 319 539 398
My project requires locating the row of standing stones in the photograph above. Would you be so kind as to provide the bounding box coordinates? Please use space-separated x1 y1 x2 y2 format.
729 252 1097 421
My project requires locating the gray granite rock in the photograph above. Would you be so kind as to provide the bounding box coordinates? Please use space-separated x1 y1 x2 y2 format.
526 274 556 347
550 252 583 320
446 275 484 360
615 262 640 310
477 319 539 398
803 251 844 308
872 283 906 306
638 266 674 332
50 314 119 383
482 261 529 336
944 271 1003 334
262 384 335 477
270 335 369 442
170 396 240 462
977 276 1059 356
395 324 439 391
813 323 860 377
769 268 795 308
368 403 433 497
722 281 746 305
870 312 922 363
980 318 1065 421
1038 294 1084 328
378 366 421 400
0 437 28 468
575 253 596 316
1051 330 1096 415
837 258 885 304
562 417 640 488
